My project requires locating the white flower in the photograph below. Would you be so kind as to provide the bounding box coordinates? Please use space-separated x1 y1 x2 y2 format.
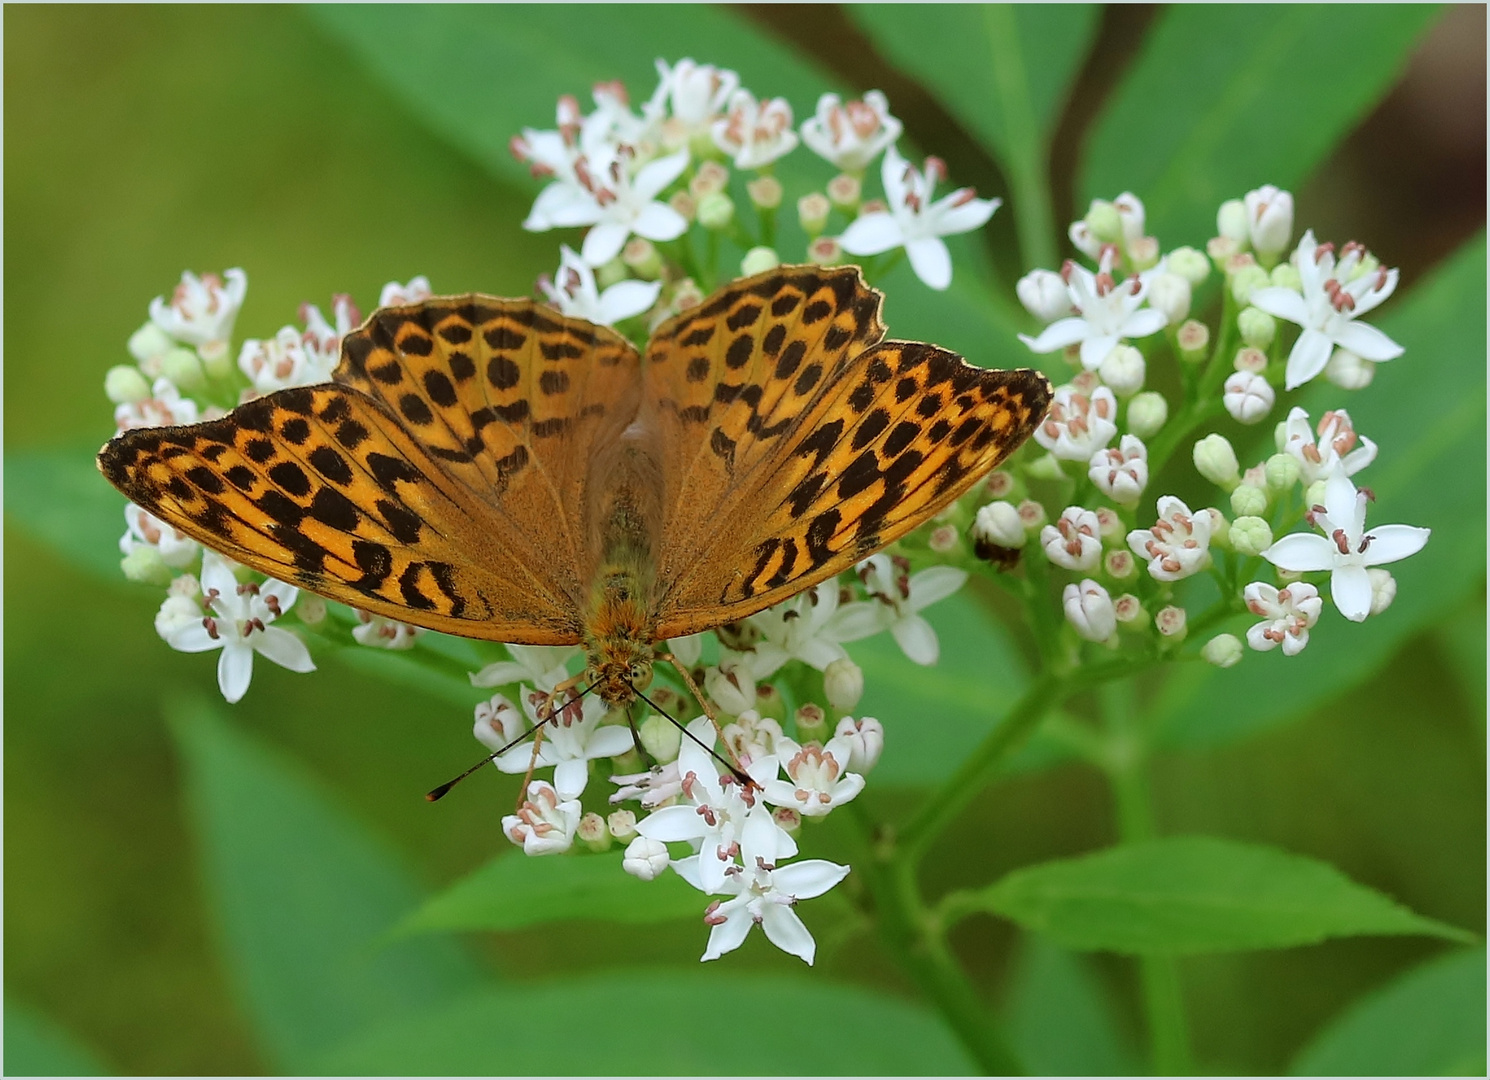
155 594 204 641
1249 232 1402 390
525 145 690 267
1282 406 1377 485
352 611 420 650
761 736 864 818
1098 343 1146 396
1243 581 1322 657
667 632 704 669
831 555 967 665
839 144 999 291
473 693 527 753
120 502 199 568
720 708 785 769
1033 384 1118 460
502 780 581 856
674 804 848 965
1016 268 1072 323
538 245 661 326
799 91 902 172
1367 568 1397 615
711 90 797 169
622 835 672 881
1148 272 1192 324
491 686 635 800
1243 185 1294 259
158 552 313 703
1222 371 1276 424
1261 468 1429 622
114 376 200 432
378 276 432 307
636 717 788 892
973 500 1026 548
833 716 884 773
148 269 247 360
1041 507 1103 572
651 58 739 145
237 296 356 395
1127 496 1212 582
469 643 579 693
610 761 682 809
747 584 849 677
1089 435 1148 505
822 657 864 711
1018 250 1168 370
705 658 758 716
1324 347 1376 390
1063 579 1117 644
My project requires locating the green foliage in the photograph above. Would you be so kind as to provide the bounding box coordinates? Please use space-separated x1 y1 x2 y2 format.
169 698 486 1072
1083 5 1442 240
977 836 1473 954
1004 933 1138 1075
310 971 976 1075
3 1004 109 1077
1290 947 1487 1076
5 447 125 583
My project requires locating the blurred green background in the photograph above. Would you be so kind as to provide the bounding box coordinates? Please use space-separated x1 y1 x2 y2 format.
5 5 1485 1075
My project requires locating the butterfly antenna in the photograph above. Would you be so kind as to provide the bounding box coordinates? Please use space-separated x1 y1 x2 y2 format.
425 684 591 802
627 682 756 790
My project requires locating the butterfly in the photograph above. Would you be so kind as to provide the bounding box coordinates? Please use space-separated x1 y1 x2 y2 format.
99 265 1051 709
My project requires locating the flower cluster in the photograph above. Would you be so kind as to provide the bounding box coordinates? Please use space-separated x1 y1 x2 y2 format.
993 185 1427 667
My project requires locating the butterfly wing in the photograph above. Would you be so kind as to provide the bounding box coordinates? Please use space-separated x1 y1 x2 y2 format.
99 296 641 644
640 266 1051 638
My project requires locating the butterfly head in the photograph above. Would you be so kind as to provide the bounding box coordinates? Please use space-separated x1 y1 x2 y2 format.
586 645 654 707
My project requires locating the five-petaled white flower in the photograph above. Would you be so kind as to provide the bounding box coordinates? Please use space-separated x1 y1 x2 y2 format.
114 376 200 432
1249 231 1402 390
1041 507 1103 572
238 296 357 396
673 799 849 965
1243 581 1322 656
712 90 798 169
502 780 582 856
121 502 199 568
1282 406 1377 485
650 58 740 148
1063 579 1117 644
747 584 850 677
798 91 902 173
1088 434 1148 505
149 269 247 361
1222 371 1275 424
839 144 999 291
351 611 420 650
538 245 661 326
831 555 967 666
1127 496 1212 582
760 735 865 817
158 551 314 703
1034 384 1118 461
1018 249 1167 370
490 685 635 800
1262 468 1429 622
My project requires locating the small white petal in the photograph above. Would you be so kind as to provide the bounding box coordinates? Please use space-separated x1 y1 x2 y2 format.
166 621 222 654
631 201 689 244
581 222 632 267
759 904 817 964
701 903 753 961
218 644 254 704
597 279 663 325
907 567 968 610
1332 320 1404 362
1361 524 1431 566
1284 329 1334 390
839 212 902 257
1331 564 1374 623
633 149 691 200
1248 286 1308 324
772 858 852 900
1262 533 1338 573
892 614 940 666
1118 307 1168 339
634 804 706 843
904 236 953 291
1079 334 1119 372
552 758 591 800
586 724 638 759
252 627 315 673
932 194 998 236
1019 317 1091 354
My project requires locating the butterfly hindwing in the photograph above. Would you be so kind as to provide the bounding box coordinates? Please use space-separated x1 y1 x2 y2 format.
641 266 1051 638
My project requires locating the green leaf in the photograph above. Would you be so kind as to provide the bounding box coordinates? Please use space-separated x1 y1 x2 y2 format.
1291 947 1487 1076
1082 5 1443 241
399 850 709 934
977 836 1474 955
1004 933 1138 1075
169 697 487 1072
3 1003 109 1076
1157 234 1487 748
313 970 976 1075
5 444 126 583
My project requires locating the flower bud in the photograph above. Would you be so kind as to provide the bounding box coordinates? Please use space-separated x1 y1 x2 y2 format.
473 694 524 752
795 702 829 743
1155 605 1187 640
1016 269 1070 323
1085 200 1123 243
154 593 203 639
128 321 174 369
671 278 705 313
1223 371 1275 424
1104 549 1136 580
1149 272 1191 324
622 836 671 881
1325 348 1375 390
1303 479 1328 509
1264 452 1300 492
105 364 152 404
798 192 831 236
607 809 638 842
1202 633 1243 669
1016 499 1048 533
1025 451 1066 482
296 594 327 626
823 658 864 712
1367 568 1396 616
689 160 729 200
747 174 783 211
1176 319 1210 363
755 682 787 723
927 523 960 555
1063 579 1117 644
807 236 843 266
827 173 862 212
1207 235 1241 265
1193 433 1240 488
973 501 1025 562
1095 507 1123 540
1113 593 1144 624
1233 346 1268 375
1203 507 1230 549
1128 236 1160 271
740 246 781 277
1126 392 1168 438
771 806 803 837
578 812 611 853
984 470 1016 499
1230 482 1269 518
1244 185 1293 261
705 662 754 717
697 192 736 231
123 545 172 587
1269 263 1302 292
1237 307 1276 349
594 256 629 290
1229 515 1274 557
1230 263 1269 306
1166 246 1210 285
834 716 884 773
668 190 697 223
623 237 663 279
1099 344 1146 397
160 348 206 394
639 713 682 764
1216 199 1249 243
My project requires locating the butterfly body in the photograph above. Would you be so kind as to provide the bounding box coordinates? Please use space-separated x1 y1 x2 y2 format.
100 266 1052 701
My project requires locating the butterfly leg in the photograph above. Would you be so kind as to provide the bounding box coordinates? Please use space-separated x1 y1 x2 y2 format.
657 652 756 788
